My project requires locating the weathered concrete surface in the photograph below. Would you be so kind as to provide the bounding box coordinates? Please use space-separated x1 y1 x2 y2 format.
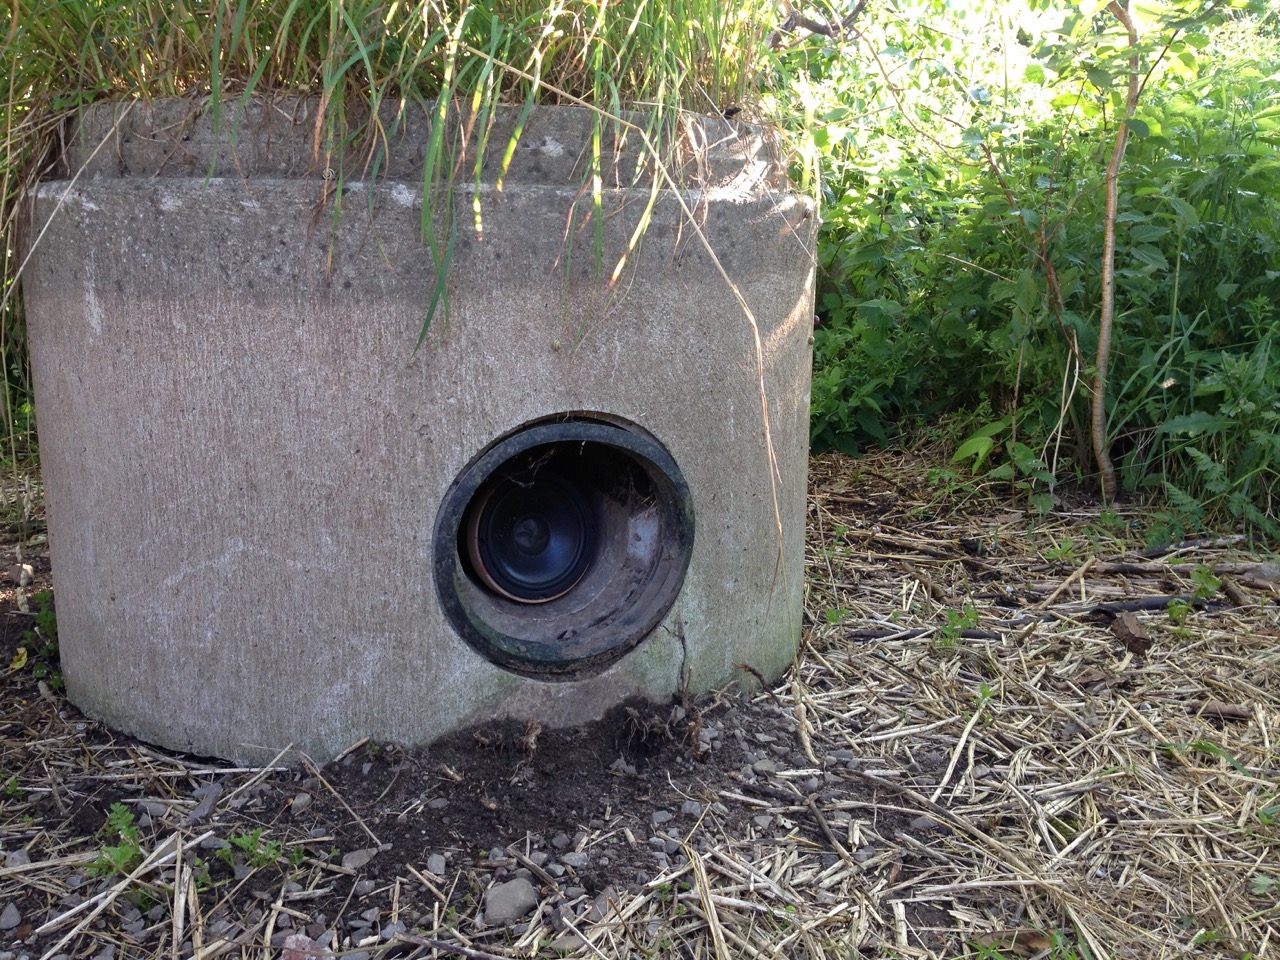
23 99 816 763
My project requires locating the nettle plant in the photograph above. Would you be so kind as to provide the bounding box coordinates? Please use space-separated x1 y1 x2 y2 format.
0 0 781 435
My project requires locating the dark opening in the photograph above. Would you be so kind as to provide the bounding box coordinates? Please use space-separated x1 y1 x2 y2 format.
434 417 695 678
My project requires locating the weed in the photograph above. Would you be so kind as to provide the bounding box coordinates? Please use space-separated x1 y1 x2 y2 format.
1257 796 1280 828
1188 565 1221 601
9 590 62 691
1044 539 1079 563
217 829 283 870
90 803 144 878
1166 598 1193 627
935 604 979 648
824 607 852 625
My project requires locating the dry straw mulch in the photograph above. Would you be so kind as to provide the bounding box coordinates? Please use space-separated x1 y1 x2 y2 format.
2 448 1278 960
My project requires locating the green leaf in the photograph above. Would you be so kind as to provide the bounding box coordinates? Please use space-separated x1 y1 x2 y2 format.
1085 65 1112 91
1124 117 1150 138
1157 412 1233 436
953 435 995 466
1166 197 1200 229
1249 874 1276 896
1129 245 1169 270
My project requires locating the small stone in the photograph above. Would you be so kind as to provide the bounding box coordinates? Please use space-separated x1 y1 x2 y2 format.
139 800 168 818
484 878 538 925
752 759 778 775
548 934 583 954
561 851 589 869
680 801 704 817
551 833 573 851
342 848 376 871
0 903 21 931
663 839 681 855
528 851 549 867
547 863 565 877
282 933 331 960
651 810 673 826
854 845 877 863
92 947 116 960
360 906 380 923
183 783 223 825
353 880 376 896
752 814 773 830
291 793 313 814
586 887 616 922
380 920 406 941
3 850 30 869
426 854 446 875
426 798 448 810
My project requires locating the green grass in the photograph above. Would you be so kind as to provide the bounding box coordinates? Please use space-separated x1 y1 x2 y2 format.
0 0 776 437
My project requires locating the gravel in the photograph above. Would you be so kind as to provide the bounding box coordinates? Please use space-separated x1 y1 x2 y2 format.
483 877 538 925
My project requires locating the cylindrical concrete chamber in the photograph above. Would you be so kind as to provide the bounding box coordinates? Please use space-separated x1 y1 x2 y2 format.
21 99 816 762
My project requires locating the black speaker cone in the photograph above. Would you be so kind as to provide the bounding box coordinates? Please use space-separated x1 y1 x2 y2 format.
463 470 597 603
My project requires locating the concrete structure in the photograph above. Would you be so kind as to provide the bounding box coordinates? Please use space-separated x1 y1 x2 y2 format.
22 99 816 763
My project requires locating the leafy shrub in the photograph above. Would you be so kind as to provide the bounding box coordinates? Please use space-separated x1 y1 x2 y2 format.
789 1 1280 532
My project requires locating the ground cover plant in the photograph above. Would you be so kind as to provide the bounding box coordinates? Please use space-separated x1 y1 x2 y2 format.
2 447 1279 958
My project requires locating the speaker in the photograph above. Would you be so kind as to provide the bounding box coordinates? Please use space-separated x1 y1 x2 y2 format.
22 100 816 762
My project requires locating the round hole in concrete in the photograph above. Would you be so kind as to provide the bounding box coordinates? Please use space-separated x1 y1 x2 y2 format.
434 417 695 678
